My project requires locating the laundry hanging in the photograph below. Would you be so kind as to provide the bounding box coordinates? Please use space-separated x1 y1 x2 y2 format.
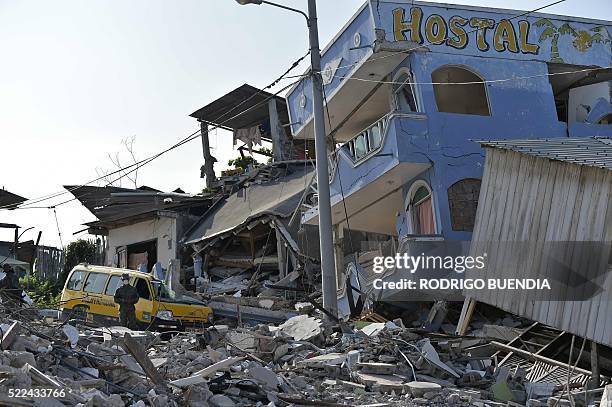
233 124 263 154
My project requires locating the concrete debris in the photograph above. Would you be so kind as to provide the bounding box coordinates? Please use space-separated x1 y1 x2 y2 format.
1 285 610 407
274 314 322 341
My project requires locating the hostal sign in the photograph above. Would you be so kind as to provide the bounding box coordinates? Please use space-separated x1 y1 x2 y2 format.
393 7 540 54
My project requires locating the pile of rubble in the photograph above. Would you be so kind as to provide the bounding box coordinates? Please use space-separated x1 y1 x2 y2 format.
2 301 611 406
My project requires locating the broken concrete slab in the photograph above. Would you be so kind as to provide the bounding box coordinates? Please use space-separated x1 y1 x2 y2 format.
419 339 460 378
406 381 442 398
7 351 37 369
169 357 245 388
209 394 236 407
274 314 322 341
355 372 406 393
247 366 278 390
299 352 346 368
357 362 396 375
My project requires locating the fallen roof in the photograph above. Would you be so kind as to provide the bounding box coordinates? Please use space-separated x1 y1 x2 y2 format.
189 83 289 132
0 256 30 272
184 162 315 246
65 185 212 228
0 189 27 209
478 137 612 171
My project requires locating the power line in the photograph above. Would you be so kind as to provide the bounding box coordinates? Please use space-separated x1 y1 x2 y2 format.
331 66 611 86
281 0 569 81
2 51 309 212
52 207 64 250
31 79 301 210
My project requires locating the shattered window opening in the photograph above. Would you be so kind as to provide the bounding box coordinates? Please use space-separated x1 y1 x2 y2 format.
393 71 419 113
432 65 491 116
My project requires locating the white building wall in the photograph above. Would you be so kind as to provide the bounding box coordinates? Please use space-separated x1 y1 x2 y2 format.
568 81 611 123
105 216 177 268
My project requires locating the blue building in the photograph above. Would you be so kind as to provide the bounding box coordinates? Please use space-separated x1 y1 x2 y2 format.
287 0 612 258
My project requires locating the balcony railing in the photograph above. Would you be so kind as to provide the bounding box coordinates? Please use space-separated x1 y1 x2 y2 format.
341 115 388 163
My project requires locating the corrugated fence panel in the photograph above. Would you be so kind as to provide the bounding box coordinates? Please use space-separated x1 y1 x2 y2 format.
468 148 612 347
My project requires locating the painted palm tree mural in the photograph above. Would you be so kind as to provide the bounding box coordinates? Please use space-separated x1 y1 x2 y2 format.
535 19 611 63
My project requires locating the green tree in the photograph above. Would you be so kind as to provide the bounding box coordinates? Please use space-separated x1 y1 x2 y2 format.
227 155 257 170
60 239 98 284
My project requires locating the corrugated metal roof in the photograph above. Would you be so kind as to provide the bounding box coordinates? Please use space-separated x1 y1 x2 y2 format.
478 137 612 171
0 189 26 208
190 84 289 132
184 162 315 246
65 185 212 228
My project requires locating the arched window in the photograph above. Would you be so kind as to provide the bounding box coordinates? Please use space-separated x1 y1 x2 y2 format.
448 178 481 231
392 70 419 113
432 66 490 116
406 182 435 235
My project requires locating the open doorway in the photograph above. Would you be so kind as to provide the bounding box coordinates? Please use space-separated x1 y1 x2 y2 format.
119 239 157 272
546 64 612 123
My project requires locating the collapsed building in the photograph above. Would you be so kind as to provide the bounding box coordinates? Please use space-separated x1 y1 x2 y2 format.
10 1 610 405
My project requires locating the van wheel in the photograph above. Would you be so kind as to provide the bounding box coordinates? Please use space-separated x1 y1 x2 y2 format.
71 305 88 323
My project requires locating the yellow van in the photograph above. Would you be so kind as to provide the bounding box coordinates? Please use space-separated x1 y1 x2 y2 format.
60 264 213 331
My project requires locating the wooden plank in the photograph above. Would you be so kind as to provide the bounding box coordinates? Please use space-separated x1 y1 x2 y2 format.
122 333 165 386
0 321 21 350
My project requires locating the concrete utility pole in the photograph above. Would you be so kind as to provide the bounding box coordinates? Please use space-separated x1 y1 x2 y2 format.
268 99 285 162
235 0 338 317
199 120 216 189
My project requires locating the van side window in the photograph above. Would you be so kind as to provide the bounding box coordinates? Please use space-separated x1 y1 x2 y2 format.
135 279 151 300
83 272 108 294
67 271 86 291
105 275 123 296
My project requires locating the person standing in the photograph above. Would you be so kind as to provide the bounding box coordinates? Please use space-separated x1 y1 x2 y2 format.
0 264 23 307
113 273 139 329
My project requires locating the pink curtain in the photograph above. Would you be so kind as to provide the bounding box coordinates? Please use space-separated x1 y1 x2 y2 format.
415 197 435 234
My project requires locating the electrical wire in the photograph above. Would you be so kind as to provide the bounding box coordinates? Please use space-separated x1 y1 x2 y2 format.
1 52 309 212
281 0 570 81
0 0 589 212
52 207 64 250
330 66 611 86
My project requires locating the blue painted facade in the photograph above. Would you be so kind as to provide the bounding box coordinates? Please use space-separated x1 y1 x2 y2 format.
289 1 612 242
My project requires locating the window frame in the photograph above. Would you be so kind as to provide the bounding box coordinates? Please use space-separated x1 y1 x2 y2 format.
392 68 422 113
105 275 123 296
448 178 482 232
431 64 492 116
82 272 110 295
134 278 152 301
404 181 437 235
67 270 86 291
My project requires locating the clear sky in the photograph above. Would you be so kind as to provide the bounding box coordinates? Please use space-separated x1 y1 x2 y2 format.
0 0 610 248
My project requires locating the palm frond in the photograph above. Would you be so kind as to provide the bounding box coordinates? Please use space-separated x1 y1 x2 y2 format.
539 27 556 41
591 26 611 40
559 23 578 36
534 18 555 29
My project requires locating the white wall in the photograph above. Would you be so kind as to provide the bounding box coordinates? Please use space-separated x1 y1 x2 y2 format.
105 216 177 269
568 82 611 123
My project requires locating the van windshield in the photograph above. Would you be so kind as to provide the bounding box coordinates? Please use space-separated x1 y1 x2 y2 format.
151 281 176 301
